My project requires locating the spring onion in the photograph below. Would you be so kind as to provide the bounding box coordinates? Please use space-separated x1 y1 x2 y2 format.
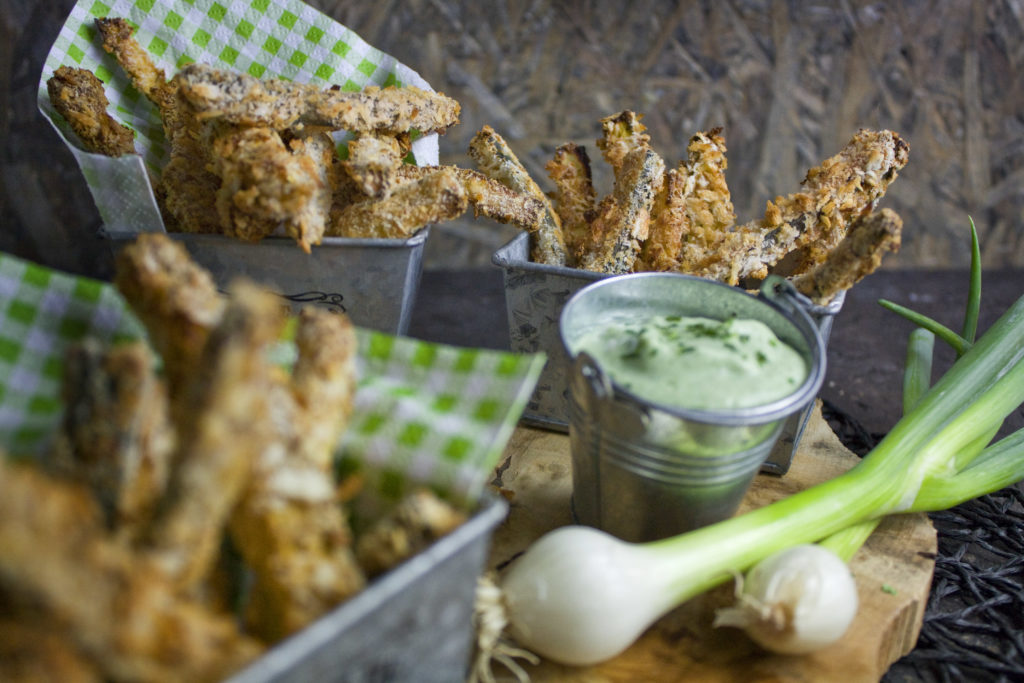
490 284 1024 666
709 297 941 654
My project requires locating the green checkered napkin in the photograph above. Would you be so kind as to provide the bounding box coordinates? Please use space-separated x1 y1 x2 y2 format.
37 0 440 233
0 252 544 507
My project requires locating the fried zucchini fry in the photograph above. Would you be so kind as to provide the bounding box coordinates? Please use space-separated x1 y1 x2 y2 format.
0 458 263 682
468 125 568 265
229 308 364 640
638 167 688 272
96 17 222 235
343 131 405 198
328 166 467 238
207 125 332 251
596 110 650 173
791 208 903 304
50 340 173 541
291 307 359 469
690 129 909 285
46 66 136 157
577 147 665 274
396 164 545 230
175 62 461 135
114 234 224 405
148 281 283 589
94 18 175 113
545 143 596 266
355 490 467 578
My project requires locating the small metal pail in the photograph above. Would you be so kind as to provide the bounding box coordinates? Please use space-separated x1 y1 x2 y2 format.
560 272 826 542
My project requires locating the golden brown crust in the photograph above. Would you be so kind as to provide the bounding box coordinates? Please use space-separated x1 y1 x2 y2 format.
395 164 545 230
114 233 225 404
328 166 468 239
689 129 909 285
46 66 136 157
791 207 903 304
468 125 567 265
577 147 665 274
207 125 333 251
148 281 283 589
0 459 263 682
175 62 461 135
546 143 596 266
50 340 173 541
342 131 405 198
596 110 650 173
355 490 467 578
96 18 223 235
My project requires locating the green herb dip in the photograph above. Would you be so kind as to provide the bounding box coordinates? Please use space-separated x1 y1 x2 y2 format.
573 315 807 411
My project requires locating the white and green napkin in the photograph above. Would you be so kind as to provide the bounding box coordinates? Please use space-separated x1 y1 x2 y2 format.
0 252 544 507
37 0 442 234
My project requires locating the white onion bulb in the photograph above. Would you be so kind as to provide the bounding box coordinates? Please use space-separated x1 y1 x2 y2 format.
713 544 859 654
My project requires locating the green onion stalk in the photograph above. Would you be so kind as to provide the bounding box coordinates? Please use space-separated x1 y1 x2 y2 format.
494 221 1024 666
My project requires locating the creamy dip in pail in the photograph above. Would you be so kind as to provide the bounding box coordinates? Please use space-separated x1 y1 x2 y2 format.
573 314 807 411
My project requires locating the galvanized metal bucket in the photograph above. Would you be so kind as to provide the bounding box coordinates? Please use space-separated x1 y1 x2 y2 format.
109 229 429 335
493 230 843 473
560 273 826 542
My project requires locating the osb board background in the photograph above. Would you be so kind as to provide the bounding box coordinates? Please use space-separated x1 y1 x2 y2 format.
3 0 1023 277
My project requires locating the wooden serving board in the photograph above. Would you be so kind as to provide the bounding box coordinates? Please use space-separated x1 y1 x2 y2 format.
486 402 937 683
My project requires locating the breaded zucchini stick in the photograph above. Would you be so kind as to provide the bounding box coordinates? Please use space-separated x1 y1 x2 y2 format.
230 307 364 640
395 164 545 230
96 17 222 235
46 66 136 157
94 18 175 113
175 63 461 135
690 129 909 285
791 208 902 304
343 131 405 198
673 129 736 269
328 166 467 238
545 143 596 266
114 234 224 406
0 458 263 681
596 110 650 173
355 490 467 578
468 125 568 265
208 125 333 252
50 340 173 542
578 147 665 274
148 281 283 589
639 167 687 272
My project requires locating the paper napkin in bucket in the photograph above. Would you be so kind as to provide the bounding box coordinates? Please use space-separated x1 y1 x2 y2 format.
37 0 442 234
0 251 544 507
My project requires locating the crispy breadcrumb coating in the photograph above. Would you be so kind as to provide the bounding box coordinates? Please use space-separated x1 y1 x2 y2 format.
46 66 136 157
546 143 597 267
175 62 461 135
792 207 902 304
0 459 264 682
328 166 467 238
355 490 467 578
50 340 173 541
469 125 567 265
113 234 224 406
689 129 909 285
577 147 665 274
395 164 546 230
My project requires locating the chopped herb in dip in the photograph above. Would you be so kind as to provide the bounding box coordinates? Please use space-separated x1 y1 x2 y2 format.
573 315 807 411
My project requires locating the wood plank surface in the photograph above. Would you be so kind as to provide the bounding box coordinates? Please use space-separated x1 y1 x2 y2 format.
486 403 937 683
